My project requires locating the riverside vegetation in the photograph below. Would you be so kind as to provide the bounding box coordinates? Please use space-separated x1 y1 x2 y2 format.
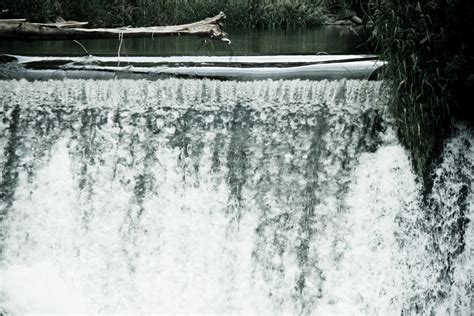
1 0 355 28
1 0 473 177
371 0 474 177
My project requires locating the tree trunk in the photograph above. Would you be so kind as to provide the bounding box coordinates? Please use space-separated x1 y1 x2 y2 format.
0 12 229 42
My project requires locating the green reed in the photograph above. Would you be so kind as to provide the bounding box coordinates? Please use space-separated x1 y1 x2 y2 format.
371 0 473 176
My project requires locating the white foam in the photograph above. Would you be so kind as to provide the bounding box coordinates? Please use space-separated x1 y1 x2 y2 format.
0 79 471 314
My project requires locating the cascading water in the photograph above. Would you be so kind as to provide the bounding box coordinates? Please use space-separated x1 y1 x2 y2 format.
0 78 472 314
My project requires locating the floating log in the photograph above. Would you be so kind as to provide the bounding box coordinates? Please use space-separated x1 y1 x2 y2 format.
0 13 229 42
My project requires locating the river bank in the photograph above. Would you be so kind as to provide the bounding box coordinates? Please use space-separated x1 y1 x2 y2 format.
0 27 372 56
0 0 364 29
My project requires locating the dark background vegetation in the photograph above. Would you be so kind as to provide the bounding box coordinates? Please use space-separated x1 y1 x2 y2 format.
1 0 473 176
371 0 474 176
1 0 360 28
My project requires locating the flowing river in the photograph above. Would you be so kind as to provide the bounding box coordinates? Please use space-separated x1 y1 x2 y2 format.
0 78 472 314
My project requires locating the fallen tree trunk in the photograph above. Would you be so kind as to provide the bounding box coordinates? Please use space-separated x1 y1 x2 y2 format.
0 12 229 42
0 19 27 23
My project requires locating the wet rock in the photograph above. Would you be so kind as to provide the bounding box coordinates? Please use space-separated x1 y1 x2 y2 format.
331 20 354 26
351 16 363 25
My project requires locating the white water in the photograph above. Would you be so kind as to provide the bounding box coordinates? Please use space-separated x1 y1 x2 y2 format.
0 79 472 314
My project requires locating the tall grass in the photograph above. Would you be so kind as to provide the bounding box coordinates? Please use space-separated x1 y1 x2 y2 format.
371 0 474 175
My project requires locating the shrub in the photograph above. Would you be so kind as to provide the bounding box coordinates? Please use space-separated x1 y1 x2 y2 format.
372 0 474 175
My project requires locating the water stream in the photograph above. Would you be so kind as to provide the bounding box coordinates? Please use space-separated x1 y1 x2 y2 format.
0 78 472 314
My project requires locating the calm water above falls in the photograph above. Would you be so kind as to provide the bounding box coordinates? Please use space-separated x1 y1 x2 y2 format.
0 79 472 314
0 27 370 56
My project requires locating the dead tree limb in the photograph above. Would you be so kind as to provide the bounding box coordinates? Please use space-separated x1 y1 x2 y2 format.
0 12 230 42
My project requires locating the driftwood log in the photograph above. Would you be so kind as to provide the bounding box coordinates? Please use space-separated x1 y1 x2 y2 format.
0 12 230 42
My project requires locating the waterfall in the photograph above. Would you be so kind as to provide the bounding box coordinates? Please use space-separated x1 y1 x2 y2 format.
0 78 472 314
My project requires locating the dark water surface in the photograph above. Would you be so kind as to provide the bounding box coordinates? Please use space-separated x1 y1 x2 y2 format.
0 27 370 56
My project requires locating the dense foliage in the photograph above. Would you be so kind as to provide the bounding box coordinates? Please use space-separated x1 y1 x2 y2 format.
0 0 358 28
371 0 474 175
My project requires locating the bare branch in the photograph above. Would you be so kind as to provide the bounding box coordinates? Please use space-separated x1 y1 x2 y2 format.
0 12 229 42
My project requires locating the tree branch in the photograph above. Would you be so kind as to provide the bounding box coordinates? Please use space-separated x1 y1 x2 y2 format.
0 12 230 43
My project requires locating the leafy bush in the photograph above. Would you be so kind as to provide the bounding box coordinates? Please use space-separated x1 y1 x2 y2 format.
372 0 474 175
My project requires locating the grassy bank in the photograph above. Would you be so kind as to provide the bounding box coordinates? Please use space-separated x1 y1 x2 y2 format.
371 0 474 175
1 0 360 28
